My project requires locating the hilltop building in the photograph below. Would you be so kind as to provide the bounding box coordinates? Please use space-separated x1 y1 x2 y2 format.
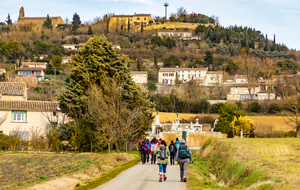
17 7 63 28
109 13 151 30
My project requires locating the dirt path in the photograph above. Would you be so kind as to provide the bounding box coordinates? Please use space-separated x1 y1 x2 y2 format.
94 161 187 190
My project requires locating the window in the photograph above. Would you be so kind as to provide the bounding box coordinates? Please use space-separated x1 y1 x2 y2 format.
137 18 140 20
144 22 146 25
117 18 119 21
12 111 27 122
163 73 168 76
169 73 174 76
182 74 184 77
188 71 190 73
194 74 196 78
163 79 168 84
188 74 190 78
241 80 244 83
121 17 123 21
52 21 54 24
144 18 146 20
53 112 57 117
210 77 213 80
178 74 180 77
199 74 201 77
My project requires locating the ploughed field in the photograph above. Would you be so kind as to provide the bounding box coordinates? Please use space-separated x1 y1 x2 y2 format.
153 112 294 132
0 153 130 189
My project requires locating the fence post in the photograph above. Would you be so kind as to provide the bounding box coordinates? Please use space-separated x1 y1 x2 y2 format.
108 143 110 154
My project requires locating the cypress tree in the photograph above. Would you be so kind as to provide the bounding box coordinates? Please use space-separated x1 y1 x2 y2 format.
264 34 269 51
128 18 130 32
42 14 53 29
154 54 158 68
72 12 81 32
216 24 219 44
87 26 93 35
274 34 276 45
6 13 12 25
141 22 143 33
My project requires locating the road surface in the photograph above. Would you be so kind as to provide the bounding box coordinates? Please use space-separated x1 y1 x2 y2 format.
94 161 187 190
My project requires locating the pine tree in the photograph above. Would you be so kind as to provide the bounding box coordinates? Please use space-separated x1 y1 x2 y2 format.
216 24 219 44
72 12 81 31
128 18 130 33
57 35 154 120
6 13 12 25
87 26 93 35
154 54 158 68
42 14 53 29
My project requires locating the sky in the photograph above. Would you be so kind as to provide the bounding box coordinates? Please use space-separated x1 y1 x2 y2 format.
0 0 299 50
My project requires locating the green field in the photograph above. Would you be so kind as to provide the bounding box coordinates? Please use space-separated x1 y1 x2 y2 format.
189 138 300 189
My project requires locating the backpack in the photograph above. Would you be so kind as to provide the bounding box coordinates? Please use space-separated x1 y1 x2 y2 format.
170 144 175 153
150 144 156 153
159 146 167 160
141 142 146 151
179 145 190 159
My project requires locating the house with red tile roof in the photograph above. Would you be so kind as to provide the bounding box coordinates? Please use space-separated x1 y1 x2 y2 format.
16 67 45 81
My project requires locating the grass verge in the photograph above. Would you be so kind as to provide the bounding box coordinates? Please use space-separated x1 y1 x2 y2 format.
75 154 140 190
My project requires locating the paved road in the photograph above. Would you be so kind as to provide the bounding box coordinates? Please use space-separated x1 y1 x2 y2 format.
94 161 187 190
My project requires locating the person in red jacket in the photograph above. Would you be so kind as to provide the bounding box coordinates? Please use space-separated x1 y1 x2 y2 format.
140 139 148 165
149 138 157 164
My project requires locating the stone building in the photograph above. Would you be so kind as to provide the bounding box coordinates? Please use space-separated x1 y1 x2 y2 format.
109 13 152 30
17 7 63 28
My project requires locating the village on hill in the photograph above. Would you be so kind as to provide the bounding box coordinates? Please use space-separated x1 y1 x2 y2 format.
0 2 300 189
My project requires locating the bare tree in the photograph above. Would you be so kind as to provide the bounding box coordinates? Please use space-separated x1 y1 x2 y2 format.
9 126 27 152
240 58 260 99
87 80 144 151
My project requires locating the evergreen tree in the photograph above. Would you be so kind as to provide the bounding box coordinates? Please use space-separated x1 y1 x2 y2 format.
128 18 130 32
57 35 154 121
137 57 142 71
259 36 262 49
204 50 213 68
87 26 93 35
264 34 269 51
215 24 219 44
6 13 12 25
42 14 53 29
141 22 143 33
154 54 158 68
274 34 276 45
251 39 255 49
72 12 81 31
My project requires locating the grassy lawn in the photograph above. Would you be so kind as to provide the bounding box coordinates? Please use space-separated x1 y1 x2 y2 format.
0 153 136 189
198 138 300 189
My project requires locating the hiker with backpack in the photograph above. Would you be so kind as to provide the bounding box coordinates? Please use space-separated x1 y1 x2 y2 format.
175 138 180 150
140 138 148 165
154 140 170 182
175 139 192 182
150 138 157 164
138 137 145 160
169 140 177 165
146 138 150 163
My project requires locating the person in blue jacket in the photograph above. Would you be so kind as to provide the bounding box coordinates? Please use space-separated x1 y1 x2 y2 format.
175 138 180 150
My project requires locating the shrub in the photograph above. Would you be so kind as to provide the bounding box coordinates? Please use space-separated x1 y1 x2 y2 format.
249 128 255 138
249 101 261 113
210 103 224 113
227 128 234 138
148 83 157 91
269 103 282 114
235 101 243 109
214 103 245 134
231 116 253 135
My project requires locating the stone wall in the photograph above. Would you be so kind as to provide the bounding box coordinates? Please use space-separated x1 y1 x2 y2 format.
158 131 226 147
133 22 214 32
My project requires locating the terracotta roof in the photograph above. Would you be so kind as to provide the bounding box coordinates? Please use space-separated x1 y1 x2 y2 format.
177 68 208 71
19 16 61 19
159 68 177 72
112 14 151 17
0 82 26 95
16 67 45 71
207 71 223 74
0 101 58 111
230 84 259 87
131 71 148 74
234 75 246 79
22 62 46 66
63 44 77 46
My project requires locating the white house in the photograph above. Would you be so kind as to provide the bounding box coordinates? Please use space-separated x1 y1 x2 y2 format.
157 30 192 39
205 71 223 86
63 44 77 50
62 57 72 64
112 45 121 50
158 67 208 85
130 71 148 84
0 100 66 140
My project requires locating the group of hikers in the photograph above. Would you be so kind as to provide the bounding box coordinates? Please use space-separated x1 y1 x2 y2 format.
139 137 192 182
